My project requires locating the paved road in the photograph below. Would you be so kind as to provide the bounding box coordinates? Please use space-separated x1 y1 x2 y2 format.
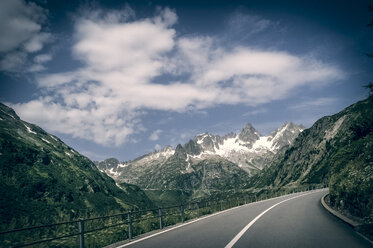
116 189 372 248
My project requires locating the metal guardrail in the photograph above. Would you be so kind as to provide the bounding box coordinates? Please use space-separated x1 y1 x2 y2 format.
0 185 327 247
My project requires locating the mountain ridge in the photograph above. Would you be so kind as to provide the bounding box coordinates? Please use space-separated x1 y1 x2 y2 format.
95 122 304 203
96 121 304 177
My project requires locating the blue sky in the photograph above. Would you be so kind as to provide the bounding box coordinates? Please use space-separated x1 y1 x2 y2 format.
1 0 372 161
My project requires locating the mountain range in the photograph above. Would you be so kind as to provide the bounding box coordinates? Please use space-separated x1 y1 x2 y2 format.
96 96 372 222
96 122 304 202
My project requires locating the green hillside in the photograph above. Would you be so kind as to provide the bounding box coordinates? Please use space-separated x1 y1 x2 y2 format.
249 96 373 221
0 103 154 232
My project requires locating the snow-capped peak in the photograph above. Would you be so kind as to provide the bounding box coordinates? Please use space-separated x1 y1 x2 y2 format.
179 122 304 171
97 122 304 178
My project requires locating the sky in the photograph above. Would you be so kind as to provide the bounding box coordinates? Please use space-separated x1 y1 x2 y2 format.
0 0 372 161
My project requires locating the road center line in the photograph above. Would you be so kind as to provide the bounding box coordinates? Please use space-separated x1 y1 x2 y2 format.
224 190 321 248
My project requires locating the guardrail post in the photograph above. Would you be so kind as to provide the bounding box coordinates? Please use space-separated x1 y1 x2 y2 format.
158 208 163 229
128 211 133 239
196 202 200 218
78 220 84 248
180 205 184 223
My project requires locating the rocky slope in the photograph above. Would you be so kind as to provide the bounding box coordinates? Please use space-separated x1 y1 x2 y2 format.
0 103 153 231
250 96 373 220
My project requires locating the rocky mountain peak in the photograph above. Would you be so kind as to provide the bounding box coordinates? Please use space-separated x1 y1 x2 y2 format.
174 144 187 160
100 158 120 170
184 139 202 155
268 122 305 150
162 145 174 152
238 123 260 144
96 121 305 185
194 133 221 152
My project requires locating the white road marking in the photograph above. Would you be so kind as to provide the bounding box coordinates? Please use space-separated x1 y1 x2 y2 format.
116 202 247 247
224 190 323 248
116 189 325 248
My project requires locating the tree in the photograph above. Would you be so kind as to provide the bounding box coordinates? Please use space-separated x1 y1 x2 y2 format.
363 82 373 96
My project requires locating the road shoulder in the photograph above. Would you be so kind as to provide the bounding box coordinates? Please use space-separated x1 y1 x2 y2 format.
321 193 373 245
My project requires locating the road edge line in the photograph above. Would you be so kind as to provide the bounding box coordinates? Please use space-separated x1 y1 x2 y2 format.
224 190 322 248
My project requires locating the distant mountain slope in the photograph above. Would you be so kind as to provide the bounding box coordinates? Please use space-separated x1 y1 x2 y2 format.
250 96 373 219
96 122 303 202
0 103 153 230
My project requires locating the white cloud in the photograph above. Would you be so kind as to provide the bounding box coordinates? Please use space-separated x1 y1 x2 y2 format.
27 53 52 72
12 99 142 146
13 7 343 147
243 108 268 116
149 129 162 141
0 0 51 72
23 32 51 53
154 144 162 150
34 53 52 63
289 97 339 111
0 51 27 71
228 12 272 36
27 64 46 72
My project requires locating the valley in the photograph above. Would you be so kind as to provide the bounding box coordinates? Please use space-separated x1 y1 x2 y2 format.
1 96 372 246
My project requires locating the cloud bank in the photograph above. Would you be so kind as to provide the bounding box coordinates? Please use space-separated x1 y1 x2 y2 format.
13 7 342 146
0 0 52 72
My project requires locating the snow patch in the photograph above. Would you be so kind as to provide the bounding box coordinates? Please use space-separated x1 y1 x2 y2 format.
65 152 72 157
251 136 273 151
191 153 204 160
161 148 175 157
196 133 209 144
41 138 51 144
145 148 174 161
50 135 58 141
215 137 249 157
271 123 289 142
107 168 121 177
186 155 191 170
24 124 37 134
118 163 128 168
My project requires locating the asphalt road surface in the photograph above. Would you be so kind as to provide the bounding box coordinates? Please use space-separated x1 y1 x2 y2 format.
115 189 372 248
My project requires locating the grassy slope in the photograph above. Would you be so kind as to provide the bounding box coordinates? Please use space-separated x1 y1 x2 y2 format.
0 103 154 231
